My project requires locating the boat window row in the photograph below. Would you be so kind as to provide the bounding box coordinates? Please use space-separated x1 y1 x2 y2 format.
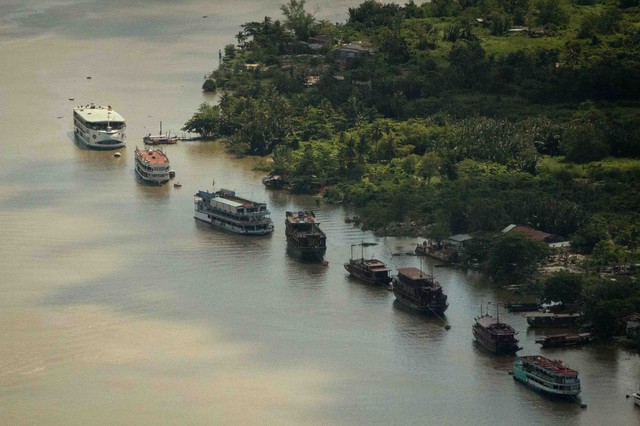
75 116 125 131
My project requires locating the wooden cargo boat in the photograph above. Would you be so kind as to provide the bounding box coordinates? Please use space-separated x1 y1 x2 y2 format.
143 121 178 145
344 243 391 285
535 333 593 348
285 211 326 261
392 267 448 314
524 312 582 327
473 307 521 355
513 355 581 398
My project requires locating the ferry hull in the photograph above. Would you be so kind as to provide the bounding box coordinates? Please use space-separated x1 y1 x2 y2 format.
194 211 274 236
135 167 170 185
513 366 581 398
75 130 126 150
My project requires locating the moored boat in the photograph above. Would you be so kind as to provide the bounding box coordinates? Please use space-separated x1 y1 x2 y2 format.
194 188 274 236
525 312 582 327
513 355 581 398
73 103 126 149
472 306 520 355
134 146 171 185
630 391 640 407
505 301 541 312
535 333 593 348
285 211 327 261
391 267 448 314
143 121 178 145
262 174 290 189
344 243 391 285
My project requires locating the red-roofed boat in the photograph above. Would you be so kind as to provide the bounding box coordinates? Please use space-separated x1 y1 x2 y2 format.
135 146 171 185
513 355 581 398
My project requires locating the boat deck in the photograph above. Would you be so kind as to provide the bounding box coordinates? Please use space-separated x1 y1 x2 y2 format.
137 148 169 165
519 355 578 377
475 315 517 335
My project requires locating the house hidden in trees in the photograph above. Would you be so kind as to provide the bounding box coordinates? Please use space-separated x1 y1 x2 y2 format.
501 224 565 244
336 43 375 68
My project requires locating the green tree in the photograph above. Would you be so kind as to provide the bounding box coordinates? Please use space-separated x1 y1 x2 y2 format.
181 103 221 138
280 0 316 41
485 234 550 284
542 271 583 305
418 151 442 184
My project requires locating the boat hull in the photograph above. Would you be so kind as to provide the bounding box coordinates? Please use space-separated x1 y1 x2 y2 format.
472 327 520 355
286 240 326 261
194 211 274 236
75 129 126 150
344 262 392 285
392 288 448 314
513 366 581 398
135 166 170 185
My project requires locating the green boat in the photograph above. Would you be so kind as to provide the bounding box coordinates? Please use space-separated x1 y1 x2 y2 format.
513 355 581 398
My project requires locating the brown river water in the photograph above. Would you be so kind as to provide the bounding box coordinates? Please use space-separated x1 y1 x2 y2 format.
1 1 639 424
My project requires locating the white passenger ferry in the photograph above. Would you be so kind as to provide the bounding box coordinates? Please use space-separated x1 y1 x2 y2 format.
194 188 274 235
134 147 171 185
73 103 126 149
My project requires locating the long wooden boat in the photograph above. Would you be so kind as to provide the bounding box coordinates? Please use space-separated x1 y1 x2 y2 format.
524 312 582 327
535 333 593 348
285 211 326 261
513 355 581 398
344 243 391 285
392 267 448 314
473 308 520 355
143 121 178 145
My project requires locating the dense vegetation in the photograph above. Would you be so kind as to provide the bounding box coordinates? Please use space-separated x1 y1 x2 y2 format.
184 0 640 338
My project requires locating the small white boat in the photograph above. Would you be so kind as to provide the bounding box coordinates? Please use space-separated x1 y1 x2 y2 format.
630 392 640 407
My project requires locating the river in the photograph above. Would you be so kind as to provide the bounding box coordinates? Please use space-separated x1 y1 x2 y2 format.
1 1 638 424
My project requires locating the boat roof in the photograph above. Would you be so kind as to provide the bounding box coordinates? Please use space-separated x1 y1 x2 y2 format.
518 355 578 377
74 104 125 122
196 190 265 208
365 259 390 271
475 315 516 334
136 148 169 165
286 211 319 224
397 267 433 281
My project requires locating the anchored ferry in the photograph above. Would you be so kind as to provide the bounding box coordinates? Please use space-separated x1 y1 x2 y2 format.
513 355 581 398
194 188 274 236
73 103 126 149
134 147 171 185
